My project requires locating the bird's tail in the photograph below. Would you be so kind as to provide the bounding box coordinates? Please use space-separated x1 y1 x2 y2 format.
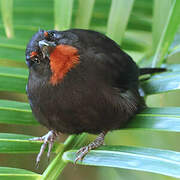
139 68 166 76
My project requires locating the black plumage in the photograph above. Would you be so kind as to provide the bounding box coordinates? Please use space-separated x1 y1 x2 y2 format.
25 29 164 163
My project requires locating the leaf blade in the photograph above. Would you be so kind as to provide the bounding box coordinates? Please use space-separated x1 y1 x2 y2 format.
75 0 95 29
0 100 37 125
0 66 27 93
54 0 74 30
0 0 14 38
141 70 180 95
106 0 135 44
63 145 180 178
0 133 57 153
0 167 41 180
129 107 180 132
152 0 180 66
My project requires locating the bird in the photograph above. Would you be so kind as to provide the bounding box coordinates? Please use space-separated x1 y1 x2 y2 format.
25 29 165 165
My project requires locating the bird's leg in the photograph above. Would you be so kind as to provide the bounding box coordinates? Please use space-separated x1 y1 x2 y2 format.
75 131 107 163
29 130 59 167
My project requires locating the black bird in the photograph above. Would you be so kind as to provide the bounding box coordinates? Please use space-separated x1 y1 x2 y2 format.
25 29 165 165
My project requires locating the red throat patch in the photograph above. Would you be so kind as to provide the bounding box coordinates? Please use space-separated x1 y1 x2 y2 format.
49 45 80 85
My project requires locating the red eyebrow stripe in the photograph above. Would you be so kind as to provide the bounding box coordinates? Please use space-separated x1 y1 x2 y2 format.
30 51 38 58
44 31 48 37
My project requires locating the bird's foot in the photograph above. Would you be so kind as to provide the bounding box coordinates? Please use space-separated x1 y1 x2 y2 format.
29 130 59 167
75 131 107 163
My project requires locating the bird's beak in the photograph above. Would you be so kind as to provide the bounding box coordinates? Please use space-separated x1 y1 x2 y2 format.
38 40 56 58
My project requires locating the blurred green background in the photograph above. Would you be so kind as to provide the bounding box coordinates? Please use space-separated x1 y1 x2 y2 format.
0 0 180 179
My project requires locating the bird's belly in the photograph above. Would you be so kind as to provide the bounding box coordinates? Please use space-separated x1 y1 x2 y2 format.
30 94 136 134
27 77 141 134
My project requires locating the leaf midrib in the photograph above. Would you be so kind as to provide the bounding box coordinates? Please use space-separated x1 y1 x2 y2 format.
0 107 31 113
137 113 180 118
90 150 180 165
142 73 180 83
0 73 27 79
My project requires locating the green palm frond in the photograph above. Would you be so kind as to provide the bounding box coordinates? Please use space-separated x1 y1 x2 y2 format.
0 0 180 179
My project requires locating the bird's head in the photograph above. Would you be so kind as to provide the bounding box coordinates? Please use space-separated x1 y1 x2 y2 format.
25 30 62 67
25 30 80 85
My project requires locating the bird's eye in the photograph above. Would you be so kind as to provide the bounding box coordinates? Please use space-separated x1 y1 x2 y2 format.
44 31 61 41
44 31 54 41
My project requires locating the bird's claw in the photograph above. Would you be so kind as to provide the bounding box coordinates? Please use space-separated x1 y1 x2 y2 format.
29 130 58 166
75 131 107 163
75 146 90 163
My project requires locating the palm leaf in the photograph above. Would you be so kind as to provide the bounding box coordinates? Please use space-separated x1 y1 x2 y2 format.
0 0 180 179
63 146 180 178
0 167 41 180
